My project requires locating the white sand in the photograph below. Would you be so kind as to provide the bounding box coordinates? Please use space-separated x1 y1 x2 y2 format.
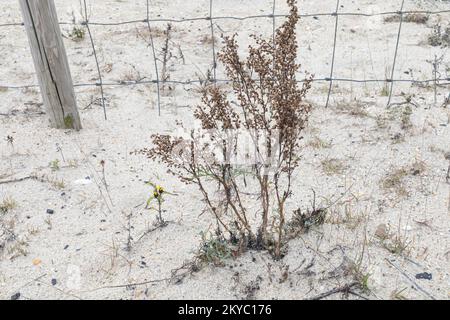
0 0 449 300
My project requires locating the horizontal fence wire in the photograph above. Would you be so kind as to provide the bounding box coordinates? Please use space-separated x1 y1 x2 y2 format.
1 9 450 27
1 78 450 90
1 5 449 112
0 77 450 90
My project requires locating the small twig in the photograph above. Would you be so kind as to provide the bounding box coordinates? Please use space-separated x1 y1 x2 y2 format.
35 278 83 300
15 273 47 291
0 175 35 185
90 277 169 291
306 282 360 300
348 290 369 300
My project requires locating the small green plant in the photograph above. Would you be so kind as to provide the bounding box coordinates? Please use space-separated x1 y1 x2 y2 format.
380 84 389 96
68 26 86 41
64 114 74 129
145 182 175 225
0 196 17 214
197 231 232 266
357 271 371 293
49 159 60 171
379 65 391 97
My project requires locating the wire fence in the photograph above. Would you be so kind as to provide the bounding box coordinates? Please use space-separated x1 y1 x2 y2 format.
1 0 450 119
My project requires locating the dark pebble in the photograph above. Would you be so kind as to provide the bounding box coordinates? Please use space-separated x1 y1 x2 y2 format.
415 272 432 280
51 279 57 286
11 292 20 300
46 209 54 214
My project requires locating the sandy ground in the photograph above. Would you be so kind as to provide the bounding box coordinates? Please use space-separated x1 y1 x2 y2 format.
0 0 449 300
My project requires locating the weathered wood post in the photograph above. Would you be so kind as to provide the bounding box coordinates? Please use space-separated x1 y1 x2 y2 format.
19 0 81 130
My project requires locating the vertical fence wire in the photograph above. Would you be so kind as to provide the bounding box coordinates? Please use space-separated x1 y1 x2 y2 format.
272 0 276 45
433 54 437 105
325 0 340 108
386 0 405 108
83 0 107 120
146 0 162 116
209 0 217 83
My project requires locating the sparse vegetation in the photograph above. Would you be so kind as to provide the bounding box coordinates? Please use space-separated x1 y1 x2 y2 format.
380 85 389 97
374 221 412 257
384 13 429 24
307 136 332 149
0 196 17 214
49 177 66 190
381 223 412 257
321 158 346 176
381 167 409 197
428 23 450 47
348 234 371 295
68 26 86 41
381 161 426 197
334 101 369 117
7 239 29 259
49 159 60 171
383 234 411 256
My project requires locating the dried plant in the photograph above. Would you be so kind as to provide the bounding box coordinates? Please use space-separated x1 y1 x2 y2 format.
0 196 17 214
136 0 312 259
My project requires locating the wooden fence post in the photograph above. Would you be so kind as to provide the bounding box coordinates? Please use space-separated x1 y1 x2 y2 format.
19 0 81 130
